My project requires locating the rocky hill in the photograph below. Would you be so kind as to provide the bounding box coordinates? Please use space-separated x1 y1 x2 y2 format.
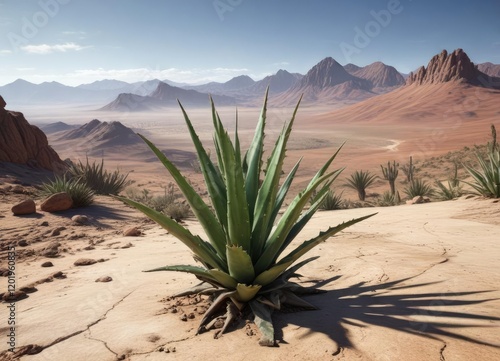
184 75 256 95
59 119 141 149
406 49 487 86
248 70 302 95
477 62 500 78
351 62 405 88
274 57 374 105
0 95 66 171
38 122 78 134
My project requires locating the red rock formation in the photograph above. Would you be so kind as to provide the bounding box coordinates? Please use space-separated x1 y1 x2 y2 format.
406 49 481 85
0 96 66 171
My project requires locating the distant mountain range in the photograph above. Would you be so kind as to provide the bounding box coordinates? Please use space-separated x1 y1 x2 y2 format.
1 52 498 110
100 81 236 111
316 48 500 124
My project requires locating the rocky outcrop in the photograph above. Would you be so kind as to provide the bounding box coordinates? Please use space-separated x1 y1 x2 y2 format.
58 119 142 148
0 96 66 171
406 49 482 86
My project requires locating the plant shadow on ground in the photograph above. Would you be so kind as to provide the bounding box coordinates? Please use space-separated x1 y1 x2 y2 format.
273 276 500 349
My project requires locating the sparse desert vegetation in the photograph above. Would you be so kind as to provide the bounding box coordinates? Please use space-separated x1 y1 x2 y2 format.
69 158 131 195
2 42 500 360
40 175 95 207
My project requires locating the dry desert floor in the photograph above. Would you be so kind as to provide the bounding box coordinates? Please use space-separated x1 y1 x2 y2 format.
1 187 499 360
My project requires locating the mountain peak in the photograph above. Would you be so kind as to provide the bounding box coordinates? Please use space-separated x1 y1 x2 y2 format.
224 75 255 89
353 61 405 88
301 57 356 88
406 49 480 86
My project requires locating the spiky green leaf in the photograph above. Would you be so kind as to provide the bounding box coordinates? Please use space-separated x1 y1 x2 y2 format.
212 111 251 250
251 97 302 259
254 170 339 274
135 134 227 260
245 88 268 219
235 283 262 302
249 300 275 346
178 100 228 231
226 246 255 284
115 196 226 271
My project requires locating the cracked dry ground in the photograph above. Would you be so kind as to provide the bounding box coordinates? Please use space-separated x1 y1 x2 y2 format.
1 190 500 360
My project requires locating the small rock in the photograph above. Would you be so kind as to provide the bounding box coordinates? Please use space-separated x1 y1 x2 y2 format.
40 241 61 258
20 285 38 293
72 215 89 225
18 239 29 247
12 185 26 194
0 267 9 277
41 261 53 267
52 271 66 279
74 258 97 266
121 242 133 249
95 276 113 283
51 226 66 237
40 221 49 226
2 290 28 302
407 196 425 205
40 192 73 212
11 199 36 215
83 245 95 251
124 226 141 237
412 196 424 204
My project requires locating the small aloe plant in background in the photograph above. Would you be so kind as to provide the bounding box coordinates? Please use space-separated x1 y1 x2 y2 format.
117 89 375 346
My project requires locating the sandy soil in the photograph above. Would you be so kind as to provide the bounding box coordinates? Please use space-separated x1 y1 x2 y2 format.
2 83 500 360
1 174 500 361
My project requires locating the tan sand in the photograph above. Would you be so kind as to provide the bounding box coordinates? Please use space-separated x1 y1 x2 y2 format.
1 191 499 361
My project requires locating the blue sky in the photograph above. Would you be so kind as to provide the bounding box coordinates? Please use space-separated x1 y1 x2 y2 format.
0 0 499 86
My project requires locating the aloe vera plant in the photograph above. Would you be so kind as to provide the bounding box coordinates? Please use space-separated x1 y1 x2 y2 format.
117 90 374 346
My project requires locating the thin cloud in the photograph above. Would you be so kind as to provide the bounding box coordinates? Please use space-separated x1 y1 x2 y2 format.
21 42 88 54
69 67 250 84
62 31 87 35
15 67 35 71
0 49 12 55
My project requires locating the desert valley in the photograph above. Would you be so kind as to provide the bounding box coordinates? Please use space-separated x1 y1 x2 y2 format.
1 48 500 361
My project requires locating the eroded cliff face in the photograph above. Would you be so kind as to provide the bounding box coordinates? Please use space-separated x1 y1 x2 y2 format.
406 49 482 86
0 96 66 172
